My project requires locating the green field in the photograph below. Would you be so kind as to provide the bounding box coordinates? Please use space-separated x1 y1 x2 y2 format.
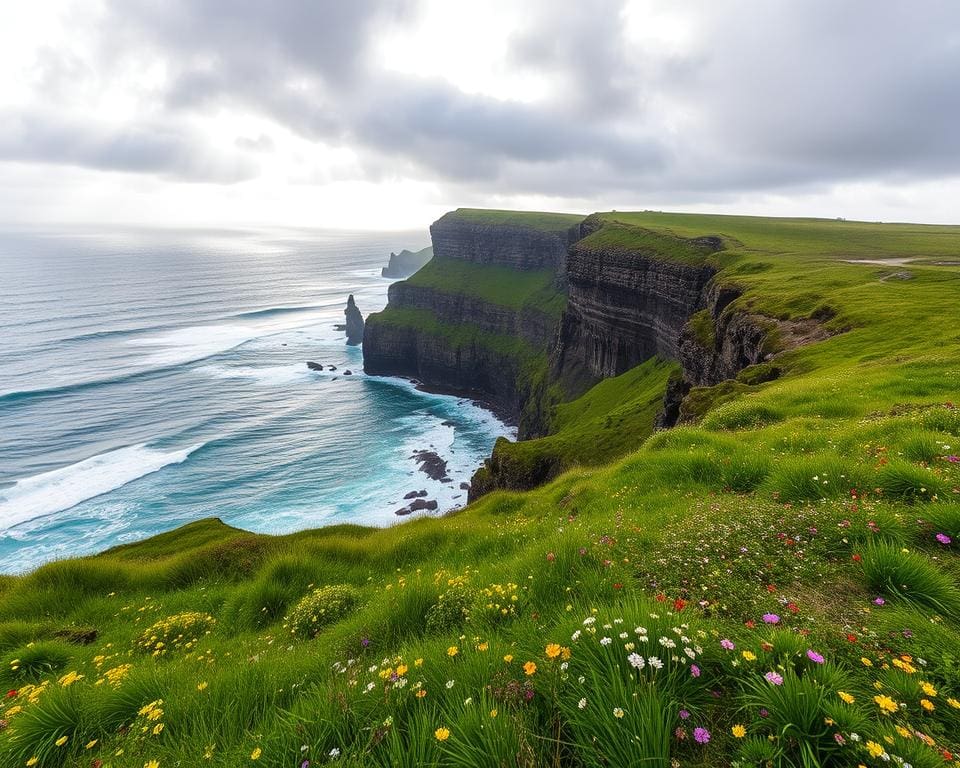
444 208 584 233
2 212 960 768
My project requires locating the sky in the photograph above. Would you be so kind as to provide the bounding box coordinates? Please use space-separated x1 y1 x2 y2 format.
1 0 959 230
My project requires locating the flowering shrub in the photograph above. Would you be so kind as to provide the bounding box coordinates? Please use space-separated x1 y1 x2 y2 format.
135 612 216 656
287 584 360 639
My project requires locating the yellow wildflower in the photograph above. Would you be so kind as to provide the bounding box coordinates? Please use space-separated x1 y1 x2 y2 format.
920 698 934 711
860 657 873 667
250 746 262 760
145 761 160 768
865 741 884 758
545 644 562 659
415 689 427 698
414 658 423 667
874 694 897 714
55 736 69 747
86 740 98 749
503 654 513 663
447 646 459 657
947 697 960 709
197 682 208 691
895 726 912 739
920 682 937 697
732 724 747 738
523 661 537 676
476 642 489 652
742 650 756 661
490 709 498 718
838 691 855 704
396 664 408 677
26 759 38 767
434 727 450 741
153 723 164 735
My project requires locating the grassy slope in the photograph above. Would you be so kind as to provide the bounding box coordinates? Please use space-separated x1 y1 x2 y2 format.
3 213 960 768
446 207 584 233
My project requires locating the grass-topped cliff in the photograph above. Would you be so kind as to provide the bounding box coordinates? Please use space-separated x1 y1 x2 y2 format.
3 211 960 768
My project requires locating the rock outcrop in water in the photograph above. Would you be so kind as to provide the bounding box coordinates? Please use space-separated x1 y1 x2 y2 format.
382 246 434 278
345 295 364 346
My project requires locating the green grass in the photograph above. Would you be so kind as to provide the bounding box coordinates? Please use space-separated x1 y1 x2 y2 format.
4 210 960 767
404 258 562 313
444 207 584 233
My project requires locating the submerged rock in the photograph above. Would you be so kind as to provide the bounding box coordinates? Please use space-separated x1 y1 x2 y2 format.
306 361 324 371
404 490 428 500
345 295 364 345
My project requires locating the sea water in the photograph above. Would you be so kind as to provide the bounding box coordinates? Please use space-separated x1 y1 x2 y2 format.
0 226 513 574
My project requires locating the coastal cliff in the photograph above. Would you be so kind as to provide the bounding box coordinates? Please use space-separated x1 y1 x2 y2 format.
382 246 433 278
365 208 795 497
363 209 582 432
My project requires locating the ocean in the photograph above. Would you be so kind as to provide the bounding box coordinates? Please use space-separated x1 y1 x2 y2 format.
0 226 513 574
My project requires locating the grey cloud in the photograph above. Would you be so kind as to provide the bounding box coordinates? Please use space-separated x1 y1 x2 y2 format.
0 110 258 183
8 0 960 199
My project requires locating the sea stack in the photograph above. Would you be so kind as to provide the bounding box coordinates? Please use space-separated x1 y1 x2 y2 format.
345 294 364 345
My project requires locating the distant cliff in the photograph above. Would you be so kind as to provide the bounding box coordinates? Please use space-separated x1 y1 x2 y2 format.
364 208 790 497
382 246 434 279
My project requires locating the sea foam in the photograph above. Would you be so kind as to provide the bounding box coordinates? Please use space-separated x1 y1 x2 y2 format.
0 443 200 530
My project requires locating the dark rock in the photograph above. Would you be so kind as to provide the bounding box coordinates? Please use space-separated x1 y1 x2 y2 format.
411 450 448 481
345 294 364 345
395 507 412 516
334 324 347 331
404 490 428 499
459 482 471 490
408 498 439 512
344 370 353 375
53 627 99 645
441 420 456 427
328 365 337 371
382 246 434 278
306 361 324 371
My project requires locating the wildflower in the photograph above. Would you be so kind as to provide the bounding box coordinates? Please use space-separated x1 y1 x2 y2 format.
762 613 780 624
251 747 262 760
838 691 855 704
489 709 497 718
806 650 825 664
434 727 450 742
860 657 873 667
731 724 746 738
648 656 663 669
693 727 711 744
920 698 934 711
523 661 537 676
329 747 341 760
720 639 735 650
578 697 587 710
873 597 886 606
874 694 898 714
445 680 455 689
947 697 960 709
56 736 69 747
152 723 164 736
414 658 423 667
866 741 885 758
690 664 701 678
415 689 427 698
396 664 408 676
447 646 458 657
834 733 846 745
679 709 690 720
936 533 952 544
503 654 513 663
145 762 160 768
600 637 612 646
627 652 645 669
613 707 625 718
545 644 562 659
197 682 208 691
742 650 757 661
920 682 937 697
26 760 38 767
764 672 784 686
86 740 98 749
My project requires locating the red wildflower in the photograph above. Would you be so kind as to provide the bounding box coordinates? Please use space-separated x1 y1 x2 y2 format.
613 583 623 590
655 593 667 603
4 690 15 699
766 584 777 593
787 602 799 614
760 641 773 652
674 598 687 612
846 634 858 643
546 552 555 562
852 553 862 563
745 620 756 629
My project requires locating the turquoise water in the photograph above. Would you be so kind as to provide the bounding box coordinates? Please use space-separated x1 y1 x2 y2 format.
0 226 512 574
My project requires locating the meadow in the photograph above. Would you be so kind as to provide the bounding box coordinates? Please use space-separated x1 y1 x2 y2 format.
1 211 959 767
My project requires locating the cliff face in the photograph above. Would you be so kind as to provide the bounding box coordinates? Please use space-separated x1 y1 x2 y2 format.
553 242 717 394
430 214 577 273
382 246 433 279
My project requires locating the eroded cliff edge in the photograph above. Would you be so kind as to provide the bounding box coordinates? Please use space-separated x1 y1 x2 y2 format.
364 209 790 498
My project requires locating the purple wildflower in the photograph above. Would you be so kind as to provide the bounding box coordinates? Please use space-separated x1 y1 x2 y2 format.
764 671 784 686
690 664 701 678
759 708 769 718
947 455 959 463
693 727 711 744
679 709 690 720
360 637 370 648
834 733 846 746
762 613 780 624
720 639 735 650
873 597 886 606
936 533 952 545
806 650 824 664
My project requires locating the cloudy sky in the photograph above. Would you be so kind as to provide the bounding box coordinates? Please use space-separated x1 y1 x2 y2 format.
2 0 959 229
